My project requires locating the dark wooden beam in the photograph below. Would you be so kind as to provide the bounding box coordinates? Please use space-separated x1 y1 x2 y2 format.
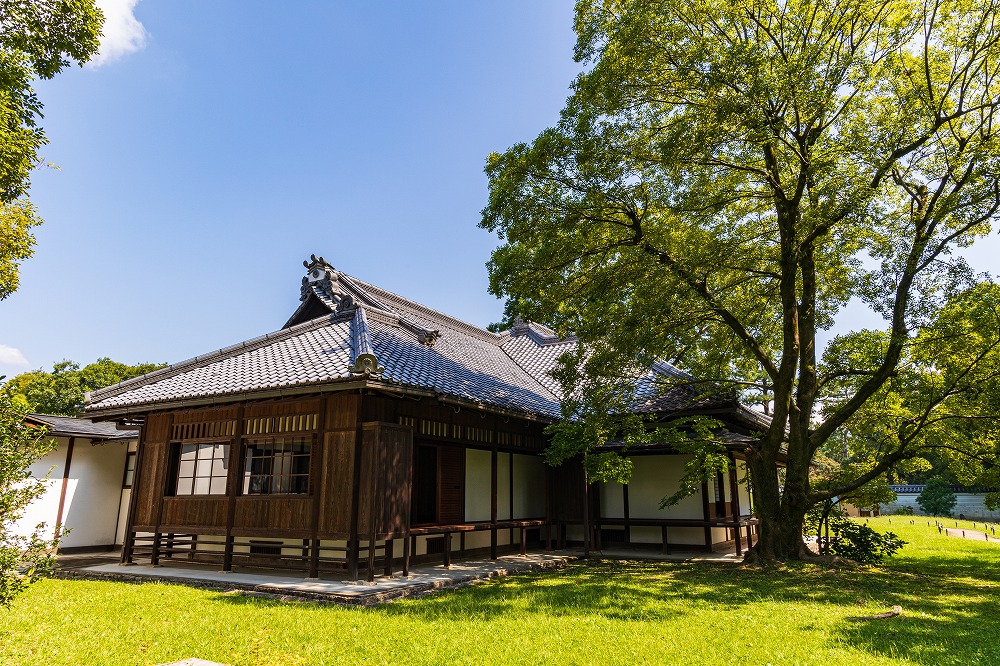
700 480 712 550
623 483 631 547
728 453 743 556
222 404 246 572
490 446 498 559
348 399 365 580
54 437 76 543
308 396 328 578
121 423 150 564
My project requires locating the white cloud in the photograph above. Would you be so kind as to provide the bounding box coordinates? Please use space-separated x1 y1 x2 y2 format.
0 344 29 368
90 0 147 67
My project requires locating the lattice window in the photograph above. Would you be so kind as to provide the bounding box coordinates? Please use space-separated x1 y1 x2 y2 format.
242 437 311 495
398 416 416 428
171 420 236 441
465 426 493 444
122 452 137 488
420 420 449 437
244 413 319 436
175 443 230 495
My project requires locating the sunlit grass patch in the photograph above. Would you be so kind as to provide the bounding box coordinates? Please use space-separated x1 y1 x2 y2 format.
2 522 999 665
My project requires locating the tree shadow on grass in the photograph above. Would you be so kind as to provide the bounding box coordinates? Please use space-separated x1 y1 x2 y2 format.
208 556 1000 665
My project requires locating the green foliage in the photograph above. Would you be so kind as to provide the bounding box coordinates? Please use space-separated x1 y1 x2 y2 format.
481 0 1000 558
822 283 1000 494
891 506 915 516
804 506 906 565
0 0 102 299
2 358 166 415
0 199 41 299
917 478 958 517
0 391 58 608
544 343 726 503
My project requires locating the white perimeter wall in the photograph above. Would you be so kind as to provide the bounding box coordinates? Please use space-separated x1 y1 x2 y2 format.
883 492 1000 520
11 436 132 549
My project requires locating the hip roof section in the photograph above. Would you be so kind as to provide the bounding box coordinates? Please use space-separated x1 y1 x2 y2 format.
85 256 740 423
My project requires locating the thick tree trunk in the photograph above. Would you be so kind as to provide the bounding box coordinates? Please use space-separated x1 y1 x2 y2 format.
747 454 810 561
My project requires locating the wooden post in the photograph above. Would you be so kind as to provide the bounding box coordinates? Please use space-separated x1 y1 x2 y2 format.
443 532 452 568
544 466 553 551
366 426 379 583
308 397 327 578
348 406 365 580
384 539 393 577
661 525 670 554
490 447 498 559
700 480 713 551
54 437 76 544
623 483 631 547
402 534 411 577
121 419 152 565
222 404 245 572
509 452 515 547
150 532 161 566
519 526 527 556
728 454 743 556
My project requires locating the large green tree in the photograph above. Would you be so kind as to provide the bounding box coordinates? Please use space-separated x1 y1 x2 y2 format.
482 0 1000 559
0 0 103 299
3 357 165 415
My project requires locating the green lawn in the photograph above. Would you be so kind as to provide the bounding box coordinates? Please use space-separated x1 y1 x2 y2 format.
2 516 998 665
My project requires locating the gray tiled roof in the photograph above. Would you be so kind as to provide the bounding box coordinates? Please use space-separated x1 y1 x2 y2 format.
85 257 743 423
26 413 137 439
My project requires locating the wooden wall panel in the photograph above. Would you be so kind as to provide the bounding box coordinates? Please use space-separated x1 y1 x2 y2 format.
550 458 585 522
318 430 355 537
325 393 360 431
357 422 414 537
171 405 239 424
233 497 311 534
145 413 172 442
161 497 227 527
379 424 413 535
134 440 167 528
438 445 465 524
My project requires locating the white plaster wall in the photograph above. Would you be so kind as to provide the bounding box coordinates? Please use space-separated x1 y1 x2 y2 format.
627 455 704 519
625 455 707 545
60 441 130 548
600 481 625 519
512 454 545 518
497 453 511 520
465 448 492 521
736 459 753 516
10 438 69 543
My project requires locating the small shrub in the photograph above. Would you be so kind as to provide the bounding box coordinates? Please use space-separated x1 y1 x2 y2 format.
827 520 906 564
891 506 914 516
804 506 906 565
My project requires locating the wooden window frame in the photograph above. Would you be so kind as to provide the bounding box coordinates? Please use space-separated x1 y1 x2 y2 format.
240 435 313 496
172 441 231 497
122 451 137 489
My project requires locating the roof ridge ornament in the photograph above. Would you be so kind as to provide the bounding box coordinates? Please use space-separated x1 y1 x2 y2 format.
300 255 356 312
348 307 384 377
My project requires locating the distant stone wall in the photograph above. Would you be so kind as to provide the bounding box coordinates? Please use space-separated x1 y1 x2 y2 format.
881 486 1000 520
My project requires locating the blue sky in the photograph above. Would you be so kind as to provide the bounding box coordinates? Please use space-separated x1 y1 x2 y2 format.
1 1 998 379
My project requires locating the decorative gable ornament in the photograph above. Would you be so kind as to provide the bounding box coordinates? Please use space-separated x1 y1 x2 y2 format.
301 255 357 312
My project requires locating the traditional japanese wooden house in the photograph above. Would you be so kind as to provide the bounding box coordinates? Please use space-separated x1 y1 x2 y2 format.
84 257 764 579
